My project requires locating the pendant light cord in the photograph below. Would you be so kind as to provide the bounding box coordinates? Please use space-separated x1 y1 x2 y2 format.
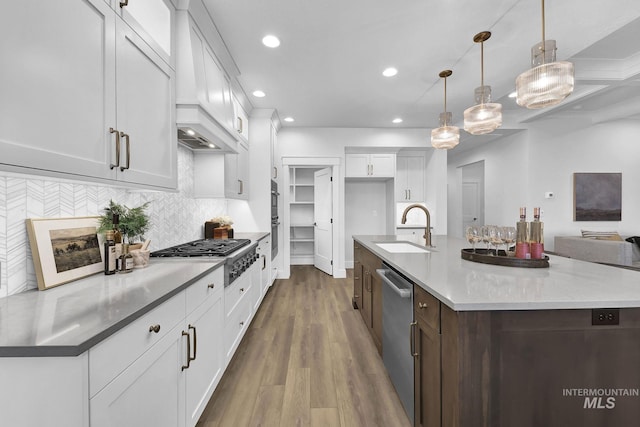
443 77 448 125
480 41 485 103
541 0 546 64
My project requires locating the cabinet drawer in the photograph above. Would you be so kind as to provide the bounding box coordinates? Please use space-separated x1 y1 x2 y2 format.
225 275 251 317
185 266 224 314
224 295 252 360
89 292 185 397
414 285 440 332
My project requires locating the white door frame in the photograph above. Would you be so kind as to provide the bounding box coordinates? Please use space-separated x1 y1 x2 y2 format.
282 157 344 279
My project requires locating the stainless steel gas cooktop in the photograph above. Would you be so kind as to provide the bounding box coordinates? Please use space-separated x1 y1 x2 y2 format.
150 238 251 258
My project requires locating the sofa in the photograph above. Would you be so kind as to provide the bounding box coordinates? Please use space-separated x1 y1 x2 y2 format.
554 236 640 268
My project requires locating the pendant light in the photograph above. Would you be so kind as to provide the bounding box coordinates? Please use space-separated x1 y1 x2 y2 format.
463 31 502 135
515 0 574 109
431 70 460 150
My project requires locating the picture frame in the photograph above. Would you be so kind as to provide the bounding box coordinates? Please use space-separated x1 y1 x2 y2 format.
26 216 103 290
573 172 622 221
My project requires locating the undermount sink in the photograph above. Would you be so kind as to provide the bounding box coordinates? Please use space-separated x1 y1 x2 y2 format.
375 242 431 253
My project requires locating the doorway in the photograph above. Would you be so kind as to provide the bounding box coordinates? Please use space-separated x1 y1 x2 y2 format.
461 161 485 235
282 158 341 279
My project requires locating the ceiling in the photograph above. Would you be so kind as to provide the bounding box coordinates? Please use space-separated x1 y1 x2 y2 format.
202 0 640 149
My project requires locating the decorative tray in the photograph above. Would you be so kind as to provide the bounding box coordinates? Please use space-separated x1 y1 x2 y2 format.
460 248 549 268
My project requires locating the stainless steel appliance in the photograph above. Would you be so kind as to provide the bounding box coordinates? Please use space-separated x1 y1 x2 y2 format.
377 263 414 425
271 179 279 259
151 238 258 286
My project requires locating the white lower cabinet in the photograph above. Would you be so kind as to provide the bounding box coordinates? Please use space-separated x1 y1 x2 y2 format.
257 235 272 293
90 322 186 427
90 266 225 427
184 279 225 425
224 273 253 362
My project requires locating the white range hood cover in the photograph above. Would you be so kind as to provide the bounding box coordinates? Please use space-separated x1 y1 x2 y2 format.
175 3 239 152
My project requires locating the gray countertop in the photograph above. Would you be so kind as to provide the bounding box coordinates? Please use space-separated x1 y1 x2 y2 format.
0 232 271 357
0 260 223 357
354 235 640 311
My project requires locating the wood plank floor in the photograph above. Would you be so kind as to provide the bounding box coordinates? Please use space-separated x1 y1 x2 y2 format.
196 265 412 427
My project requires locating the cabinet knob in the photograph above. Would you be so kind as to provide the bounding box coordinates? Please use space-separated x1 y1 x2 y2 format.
207 283 215 289
149 324 161 333
418 302 428 309
240 321 245 326
240 288 245 292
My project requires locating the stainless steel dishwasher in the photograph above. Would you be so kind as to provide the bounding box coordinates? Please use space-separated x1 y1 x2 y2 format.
377 263 414 425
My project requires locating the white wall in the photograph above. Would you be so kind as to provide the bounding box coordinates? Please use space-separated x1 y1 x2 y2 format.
448 118 640 249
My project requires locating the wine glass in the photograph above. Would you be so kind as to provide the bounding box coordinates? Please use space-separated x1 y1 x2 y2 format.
465 226 480 253
503 226 516 256
489 226 503 256
480 225 491 253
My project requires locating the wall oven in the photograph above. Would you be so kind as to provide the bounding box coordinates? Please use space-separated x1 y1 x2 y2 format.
271 180 279 259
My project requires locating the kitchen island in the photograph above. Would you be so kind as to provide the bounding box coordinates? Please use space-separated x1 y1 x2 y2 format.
354 235 640 427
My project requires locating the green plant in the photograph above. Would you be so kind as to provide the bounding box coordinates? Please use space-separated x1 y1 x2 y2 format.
98 200 151 243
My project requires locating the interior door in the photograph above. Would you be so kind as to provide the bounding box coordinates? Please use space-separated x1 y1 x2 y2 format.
462 181 480 233
314 167 333 275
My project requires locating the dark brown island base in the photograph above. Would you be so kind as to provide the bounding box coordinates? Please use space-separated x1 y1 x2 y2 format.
354 235 640 427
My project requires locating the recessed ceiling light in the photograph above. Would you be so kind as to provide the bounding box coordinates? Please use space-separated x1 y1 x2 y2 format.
392 118 403 124
284 117 295 122
252 90 266 98
262 35 280 48
208 143 217 148
508 91 517 98
186 129 195 136
383 67 398 77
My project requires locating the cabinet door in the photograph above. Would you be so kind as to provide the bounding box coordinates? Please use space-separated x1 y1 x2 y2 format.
115 18 177 189
185 288 225 425
345 154 370 177
0 0 117 181
414 318 441 427
232 93 250 141
202 44 234 130
353 244 363 309
90 323 186 427
236 141 249 199
117 0 173 66
405 156 424 201
396 157 410 201
370 153 396 177
370 265 383 354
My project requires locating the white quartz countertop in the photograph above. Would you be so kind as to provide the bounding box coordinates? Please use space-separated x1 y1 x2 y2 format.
0 260 223 357
354 235 640 311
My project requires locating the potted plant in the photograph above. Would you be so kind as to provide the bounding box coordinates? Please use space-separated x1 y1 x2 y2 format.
98 200 151 247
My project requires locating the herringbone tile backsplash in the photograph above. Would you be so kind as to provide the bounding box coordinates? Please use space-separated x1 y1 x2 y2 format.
0 146 226 298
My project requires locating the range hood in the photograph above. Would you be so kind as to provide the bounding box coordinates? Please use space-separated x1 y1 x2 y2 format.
175 3 240 153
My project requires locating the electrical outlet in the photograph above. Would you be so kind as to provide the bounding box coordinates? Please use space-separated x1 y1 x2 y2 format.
592 309 619 326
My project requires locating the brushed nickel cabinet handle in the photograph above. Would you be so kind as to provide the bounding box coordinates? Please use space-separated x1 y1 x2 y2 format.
188 324 197 361
408 189 411 200
207 283 215 289
418 302 428 309
240 288 245 292
119 132 130 171
181 330 191 371
149 324 161 333
237 116 243 133
238 179 243 194
109 128 120 169
274 166 278 178
119 0 128 7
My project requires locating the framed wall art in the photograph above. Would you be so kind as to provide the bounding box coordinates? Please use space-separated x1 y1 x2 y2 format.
573 172 622 221
26 216 103 290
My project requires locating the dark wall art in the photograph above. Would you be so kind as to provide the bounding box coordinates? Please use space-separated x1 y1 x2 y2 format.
573 173 622 221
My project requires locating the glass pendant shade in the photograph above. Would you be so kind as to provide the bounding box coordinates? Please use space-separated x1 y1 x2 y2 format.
464 85 502 135
516 58 574 109
515 0 575 110
431 112 460 149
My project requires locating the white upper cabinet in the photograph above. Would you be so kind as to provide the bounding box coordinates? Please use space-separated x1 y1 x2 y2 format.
232 93 250 142
0 0 177 190
224 141 249 200
396 155 425 202
114 0 173 66
345 153 396 178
